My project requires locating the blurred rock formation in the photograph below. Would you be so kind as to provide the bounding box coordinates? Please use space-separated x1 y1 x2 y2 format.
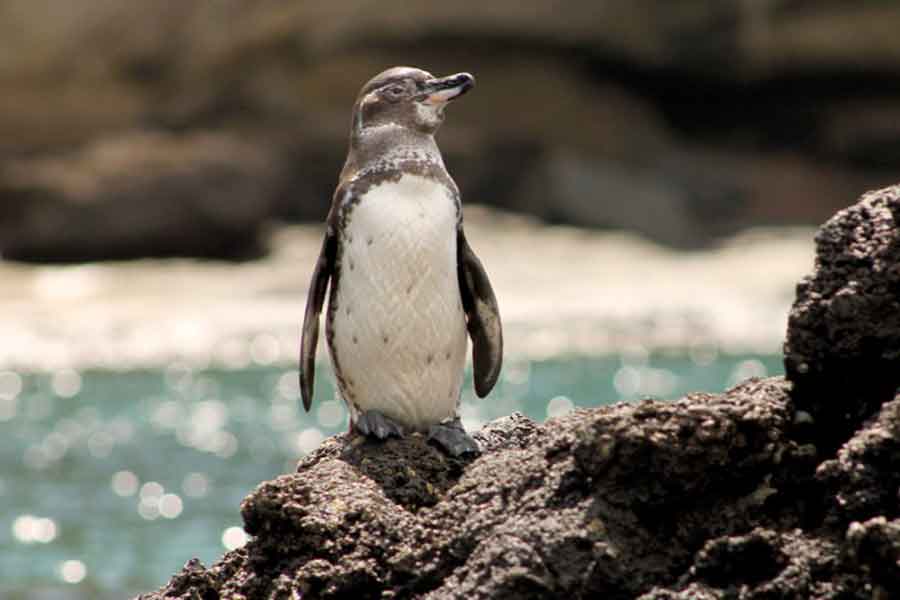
1 131 276 261
2 1 899 259
137 184 900 598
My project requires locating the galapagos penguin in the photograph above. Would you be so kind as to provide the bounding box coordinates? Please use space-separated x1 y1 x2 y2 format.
300 66 502 456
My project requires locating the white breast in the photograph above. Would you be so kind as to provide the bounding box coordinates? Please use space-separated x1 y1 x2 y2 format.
328 173 468 431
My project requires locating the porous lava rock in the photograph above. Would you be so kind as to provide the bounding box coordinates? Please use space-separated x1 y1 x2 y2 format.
138 186 900 599
784 184 900 452
137 379 830 599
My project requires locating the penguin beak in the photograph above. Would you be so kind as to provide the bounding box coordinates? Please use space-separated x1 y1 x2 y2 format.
421 72 475 105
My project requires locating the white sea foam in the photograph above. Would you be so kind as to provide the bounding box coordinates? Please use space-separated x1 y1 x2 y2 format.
0 208 814 371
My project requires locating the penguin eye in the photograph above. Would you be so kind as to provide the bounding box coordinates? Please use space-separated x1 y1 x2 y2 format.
384 85 406 99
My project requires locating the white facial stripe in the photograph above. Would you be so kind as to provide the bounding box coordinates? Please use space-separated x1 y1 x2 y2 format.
354 91 381 131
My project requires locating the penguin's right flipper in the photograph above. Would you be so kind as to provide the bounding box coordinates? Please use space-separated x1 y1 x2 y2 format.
300 227 337 412
457 228 503 398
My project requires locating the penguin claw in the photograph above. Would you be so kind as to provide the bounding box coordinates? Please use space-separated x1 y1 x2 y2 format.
427 419 480 457
355 410 405 440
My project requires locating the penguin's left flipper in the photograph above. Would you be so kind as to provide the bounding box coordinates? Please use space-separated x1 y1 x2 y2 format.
457 228 503 398
300 227 337 412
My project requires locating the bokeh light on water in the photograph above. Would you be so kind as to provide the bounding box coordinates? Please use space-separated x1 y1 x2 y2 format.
0 353 783 599
59 559 87 584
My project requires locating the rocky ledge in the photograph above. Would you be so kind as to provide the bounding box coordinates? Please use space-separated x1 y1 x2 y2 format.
137 185 900 599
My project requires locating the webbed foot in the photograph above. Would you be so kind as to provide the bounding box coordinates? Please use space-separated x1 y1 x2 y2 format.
427 418 480 457
355 410 405 440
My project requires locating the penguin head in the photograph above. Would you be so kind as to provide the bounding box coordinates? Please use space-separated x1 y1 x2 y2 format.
352 66 475 136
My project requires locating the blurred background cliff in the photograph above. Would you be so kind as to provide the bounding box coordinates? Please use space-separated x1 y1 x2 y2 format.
2 0 899 262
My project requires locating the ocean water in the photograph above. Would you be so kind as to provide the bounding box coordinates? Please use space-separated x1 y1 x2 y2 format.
0 354 784 599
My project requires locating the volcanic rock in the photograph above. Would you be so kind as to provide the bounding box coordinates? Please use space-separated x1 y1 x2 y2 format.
137 184 900 599
784 184 900 452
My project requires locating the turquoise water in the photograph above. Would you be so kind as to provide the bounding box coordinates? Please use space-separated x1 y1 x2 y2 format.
0 353 783 599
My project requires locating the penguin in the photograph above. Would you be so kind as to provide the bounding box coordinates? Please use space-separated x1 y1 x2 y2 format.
299 66 503 456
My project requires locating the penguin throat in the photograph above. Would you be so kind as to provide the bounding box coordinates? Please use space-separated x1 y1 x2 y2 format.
348 127 445 178
415 102 444 129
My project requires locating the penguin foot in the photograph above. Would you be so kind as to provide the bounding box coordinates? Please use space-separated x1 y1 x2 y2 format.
427 419 480 457
355 410 405 440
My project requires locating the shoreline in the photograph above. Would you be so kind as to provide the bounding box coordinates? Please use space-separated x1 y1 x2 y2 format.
0 207 813 372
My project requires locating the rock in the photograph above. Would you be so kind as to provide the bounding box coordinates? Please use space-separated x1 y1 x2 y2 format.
135 558 218 600
0 131 279 262
821 100 900 168
639 528 867 599
497 144 886 247
136 186 900 598
138 378 838 599
510 150 704 247
784 184 900 452
846 516 900 597
137 378 897 599
816 397 900 528
3 2 900 257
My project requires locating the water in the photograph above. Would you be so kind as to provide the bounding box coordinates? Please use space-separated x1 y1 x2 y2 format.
0 354 783 599
0 214 808 597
